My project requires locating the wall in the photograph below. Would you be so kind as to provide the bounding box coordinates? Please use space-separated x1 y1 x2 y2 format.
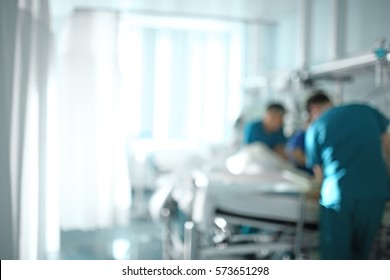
346 0 390 56
298 0 390 117
342 0 390 118
274 13 299 70
347 0 389 114
310 0 332 65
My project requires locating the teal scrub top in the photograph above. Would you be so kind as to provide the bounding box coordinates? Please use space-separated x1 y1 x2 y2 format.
305 104 390 210
243 121 286 149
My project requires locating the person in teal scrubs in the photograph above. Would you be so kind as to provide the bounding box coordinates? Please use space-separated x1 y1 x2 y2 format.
240 103 287 235
305 90 390 259
244 103 287 158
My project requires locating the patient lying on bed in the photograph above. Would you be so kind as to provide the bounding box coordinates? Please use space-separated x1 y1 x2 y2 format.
222 143 316 234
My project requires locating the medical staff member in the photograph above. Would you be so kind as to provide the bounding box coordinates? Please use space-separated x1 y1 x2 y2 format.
244 103 287 158
305 90 390 259
240 103 287 236
285 127 314 176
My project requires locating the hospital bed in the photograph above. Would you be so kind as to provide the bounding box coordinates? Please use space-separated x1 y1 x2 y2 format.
150 144 321 259
184 167 319 260
129 139 215 217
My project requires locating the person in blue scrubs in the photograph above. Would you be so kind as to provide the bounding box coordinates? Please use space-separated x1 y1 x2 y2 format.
305 90 390 259
244 103 287 158
285 127 314 176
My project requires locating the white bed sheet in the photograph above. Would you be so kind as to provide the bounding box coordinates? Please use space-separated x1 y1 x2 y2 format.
192 170 319 229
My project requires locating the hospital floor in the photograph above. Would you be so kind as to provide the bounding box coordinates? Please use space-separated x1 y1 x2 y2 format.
58 190 390 260
60 218 163 260
60 190 164 260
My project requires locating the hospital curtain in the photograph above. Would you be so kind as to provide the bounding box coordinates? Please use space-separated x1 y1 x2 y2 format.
55 10 131 230
0 0 57 259
52 11 243 229
0 0 18 260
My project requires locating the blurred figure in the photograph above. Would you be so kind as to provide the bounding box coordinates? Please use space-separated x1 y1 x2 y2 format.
243 103 287 158
305 90 390 259
240 103 286 236
285 119 314 176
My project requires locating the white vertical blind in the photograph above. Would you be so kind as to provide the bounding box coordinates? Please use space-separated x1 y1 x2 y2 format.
119 15 245 145
153 31 172 140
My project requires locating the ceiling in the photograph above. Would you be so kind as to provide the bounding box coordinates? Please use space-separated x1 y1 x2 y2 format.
49 0 299 24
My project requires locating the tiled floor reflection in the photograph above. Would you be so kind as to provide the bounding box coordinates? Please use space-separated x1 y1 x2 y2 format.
59 188 390 260
60 217 163 260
